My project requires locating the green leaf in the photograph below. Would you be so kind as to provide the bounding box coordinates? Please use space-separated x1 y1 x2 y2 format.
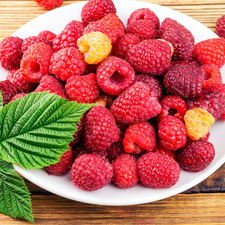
0 91 3 110
0 158 33 222
0 92 93 169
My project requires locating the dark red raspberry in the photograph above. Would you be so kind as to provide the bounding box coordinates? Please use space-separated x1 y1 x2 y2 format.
34 75 67 99
53 20 84 52
112 34 141 59
65 73 100 103
33 0 63 10
70 153 113 191
96 56 135 96
110 82 162 124
10 93 27 102
170 57 200 69
187 90 225 120
135 73 163 100
49 47 86 81
81 0 116 26
138 152 181 188
153 145 176 160
108 138 125 161
112 154 138 189
126 20 156 40
176 140 215 172
82 64 97 75
127 8 160 28
44 146 73 175
83 13 125 44
158 115 187 151
163 64 203 99
123 122 156 154
0 36 23 70
192 38 225 68
215 15 225 38
20 43 53 83
83 105 120 151
0 80 20 105
127 39 172 75
38 30 56 48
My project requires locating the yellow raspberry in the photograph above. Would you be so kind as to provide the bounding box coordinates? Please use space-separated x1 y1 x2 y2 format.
184 108 215 140
77 32 112 64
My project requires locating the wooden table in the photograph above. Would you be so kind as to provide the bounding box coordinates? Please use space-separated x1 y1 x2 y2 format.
1 0 225 224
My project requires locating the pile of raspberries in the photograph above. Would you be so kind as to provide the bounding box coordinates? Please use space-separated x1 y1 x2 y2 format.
1 0 225 191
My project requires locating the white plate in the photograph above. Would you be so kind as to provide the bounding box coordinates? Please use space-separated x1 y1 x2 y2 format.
1 0 225 206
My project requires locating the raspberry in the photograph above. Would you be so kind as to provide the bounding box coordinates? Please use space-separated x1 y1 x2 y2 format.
83 105 120 151
49 47 86 81
200 64 222 89
0 36 23 70
112 34 141 59
33 0 63 10
38 30 56 48
163 64 203 99
127 8 160 28
44 146 73 175
65 73 100 103
153 145 176 160
96 56 135 96
176 140 215 172
0 80 20 105
34 75 67 99
53 20 84 52
108 138 125 161
81 0 116 26
157 95 188 121
70 153 113 191
192 38 225 68
10 93 27 102
187 90 225 120
135 73 163 100
215 15 225 38
83 13 125 44
123 122 156 154
126 20 156 40
170 57 200 69
77 32 112 64
184 108 215 141
158 115 187 151
20 43 53 83
126 39 172 75
112 154 138 189
138 152 181 188
110 82 162 124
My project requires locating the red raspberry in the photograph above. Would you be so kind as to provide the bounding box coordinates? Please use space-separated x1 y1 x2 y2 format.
123 122 156 154
65 73 100 103
126 20 156 40
34 75 67 99
10 93 27 102
49 47 86 81
111 82 162 124
82 64 97 75
193 38 225 68
153 145 176 160
38 30 57 48
70 153 113 191
83 13 125 44
157 95 188 121
158 115 187 151
215 15 225 38
96 56 135 96
0 80 20 105
53 20 84 52
163 64 203 99
126 39 172 75
33 0 63 10
170 57 200 69
7 69 37 93
135 73 163 100
108 138 125 161
44 146 73 175
127 8 160 28
187 90 225 120
138 152 181 188
0 36 23 70
83 105 120 151
81 0 116 26
112 34 141 59
176 140 215 172
112 154 138 189
20 43 53 83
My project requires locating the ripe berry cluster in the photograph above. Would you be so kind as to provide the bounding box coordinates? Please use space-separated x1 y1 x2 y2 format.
0 0 224 191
